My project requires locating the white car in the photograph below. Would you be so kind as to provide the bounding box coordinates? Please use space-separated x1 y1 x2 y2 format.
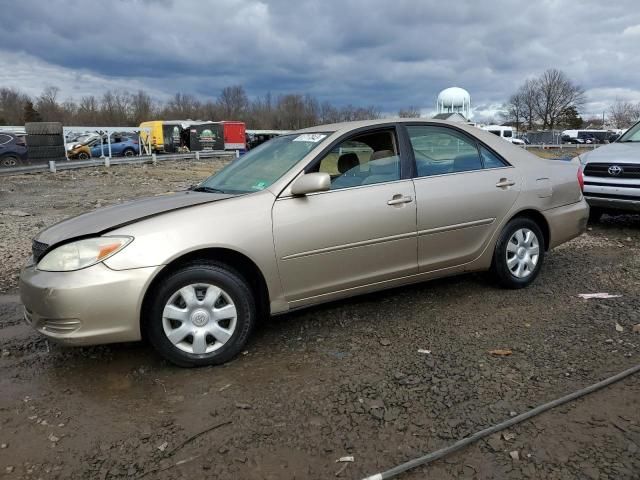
481 125 525 145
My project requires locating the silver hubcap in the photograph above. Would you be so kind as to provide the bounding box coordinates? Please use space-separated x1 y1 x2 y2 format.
162 283 237 355
506 228 539 279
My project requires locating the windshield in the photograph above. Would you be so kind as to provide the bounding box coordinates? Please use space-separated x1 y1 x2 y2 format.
618 121 640 142
196 133 328 194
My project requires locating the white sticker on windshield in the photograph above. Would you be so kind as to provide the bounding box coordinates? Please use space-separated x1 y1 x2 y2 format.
293 133 326 143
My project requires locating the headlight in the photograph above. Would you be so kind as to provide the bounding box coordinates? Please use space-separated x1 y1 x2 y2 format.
37 236 133 272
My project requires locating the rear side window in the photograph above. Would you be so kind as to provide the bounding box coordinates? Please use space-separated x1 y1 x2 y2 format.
480 146 508 169
503 130 513 138
0 134 12 145
407 126 482 177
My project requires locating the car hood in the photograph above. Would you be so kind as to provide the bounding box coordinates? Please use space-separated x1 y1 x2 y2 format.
35 191 233 246
581 142 640 164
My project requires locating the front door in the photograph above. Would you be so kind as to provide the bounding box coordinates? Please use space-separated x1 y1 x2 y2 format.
272 127 418 303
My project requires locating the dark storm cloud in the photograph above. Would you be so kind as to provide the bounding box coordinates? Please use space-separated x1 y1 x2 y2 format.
1 0 639 117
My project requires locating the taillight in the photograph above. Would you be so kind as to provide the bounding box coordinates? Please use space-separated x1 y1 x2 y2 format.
577 166 584 192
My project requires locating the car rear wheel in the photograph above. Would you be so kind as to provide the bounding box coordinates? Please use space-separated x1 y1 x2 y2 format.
146 262 256 367
1 156 18 167
491 217 544 289
122 148 135 157
77 152 89 160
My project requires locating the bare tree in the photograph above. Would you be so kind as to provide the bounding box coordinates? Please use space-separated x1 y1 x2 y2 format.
76 96 100 125
319 100 340 124
503 93 525 132
23 101 42 123
36 86 62 121
398 106 421 118
274 94 308 130
0 87 30 125
608 98 639 128
519 79 539 130
163 93 201 120
248 93 274 129
217 85 249 119
0 84 386 129
130 90 155 125
533 69 584 129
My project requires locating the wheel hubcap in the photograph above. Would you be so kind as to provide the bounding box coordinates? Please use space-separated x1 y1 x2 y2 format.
162 283 237 355
506 228 539 279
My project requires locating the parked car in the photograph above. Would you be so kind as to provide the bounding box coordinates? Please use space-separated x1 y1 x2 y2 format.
20 119 588 367
0 132 28 167
481 125 526 145
579 119 640 220
89 136 139 157
67 133 101 159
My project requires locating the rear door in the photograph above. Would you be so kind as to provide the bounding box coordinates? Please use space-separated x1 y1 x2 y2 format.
272 127 418 303
405 124 521 272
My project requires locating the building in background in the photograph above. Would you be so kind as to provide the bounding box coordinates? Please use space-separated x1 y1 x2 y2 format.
435 87 471 120
432 112 468 123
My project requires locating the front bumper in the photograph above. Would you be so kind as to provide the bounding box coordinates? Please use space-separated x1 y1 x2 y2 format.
19 263 162 346
584 194 640 213
584 179 640 213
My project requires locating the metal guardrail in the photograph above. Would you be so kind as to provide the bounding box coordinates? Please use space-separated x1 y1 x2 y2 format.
520 144 601 150
0 150 236 176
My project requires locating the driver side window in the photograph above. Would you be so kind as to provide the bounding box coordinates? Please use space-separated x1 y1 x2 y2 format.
313 129 401 190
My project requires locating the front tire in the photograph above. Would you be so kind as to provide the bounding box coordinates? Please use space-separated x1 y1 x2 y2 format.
146 262 256 367
491 217 545 289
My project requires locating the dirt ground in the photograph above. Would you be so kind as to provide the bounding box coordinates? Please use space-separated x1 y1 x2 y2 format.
0 159 639 480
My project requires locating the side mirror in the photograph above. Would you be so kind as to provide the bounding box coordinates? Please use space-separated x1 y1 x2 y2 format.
290 172 331 196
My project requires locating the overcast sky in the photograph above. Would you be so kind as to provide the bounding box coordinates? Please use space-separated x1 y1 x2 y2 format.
1 0 639 120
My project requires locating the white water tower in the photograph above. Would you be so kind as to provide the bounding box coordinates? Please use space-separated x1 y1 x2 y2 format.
436 87 471 119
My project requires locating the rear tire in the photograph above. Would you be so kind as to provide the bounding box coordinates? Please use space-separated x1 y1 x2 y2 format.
146 262 256 367
77 152 90 160
122 148 135 157
0 156 18 168
491 217 545 289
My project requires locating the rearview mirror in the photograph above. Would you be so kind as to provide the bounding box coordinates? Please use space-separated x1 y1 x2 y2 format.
290 172 331 196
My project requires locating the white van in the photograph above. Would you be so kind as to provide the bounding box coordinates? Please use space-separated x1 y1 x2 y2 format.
481 125 525 145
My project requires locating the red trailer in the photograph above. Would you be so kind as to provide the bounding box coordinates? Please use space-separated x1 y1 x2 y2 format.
220 121 246 151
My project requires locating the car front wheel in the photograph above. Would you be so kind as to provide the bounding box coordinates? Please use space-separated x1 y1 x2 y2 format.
146 262 256 367
491 217 545 289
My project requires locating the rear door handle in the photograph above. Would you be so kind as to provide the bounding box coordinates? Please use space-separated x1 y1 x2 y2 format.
387 195 413 205
496 179 516 188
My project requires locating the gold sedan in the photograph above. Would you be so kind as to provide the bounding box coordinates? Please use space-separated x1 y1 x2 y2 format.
20 119 589 366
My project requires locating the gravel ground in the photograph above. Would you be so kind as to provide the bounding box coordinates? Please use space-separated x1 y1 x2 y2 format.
0 159 639 479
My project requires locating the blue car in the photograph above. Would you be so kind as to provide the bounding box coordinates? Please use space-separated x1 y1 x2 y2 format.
0 132 28 167
90 136 139 157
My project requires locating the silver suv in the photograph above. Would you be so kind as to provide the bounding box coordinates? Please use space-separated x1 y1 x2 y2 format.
580 120 640 220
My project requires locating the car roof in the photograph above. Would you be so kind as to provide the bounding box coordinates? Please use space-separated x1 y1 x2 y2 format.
294 118 480 135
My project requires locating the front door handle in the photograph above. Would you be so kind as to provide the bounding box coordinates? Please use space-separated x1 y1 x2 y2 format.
387 195 413 205
496 178 516 188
